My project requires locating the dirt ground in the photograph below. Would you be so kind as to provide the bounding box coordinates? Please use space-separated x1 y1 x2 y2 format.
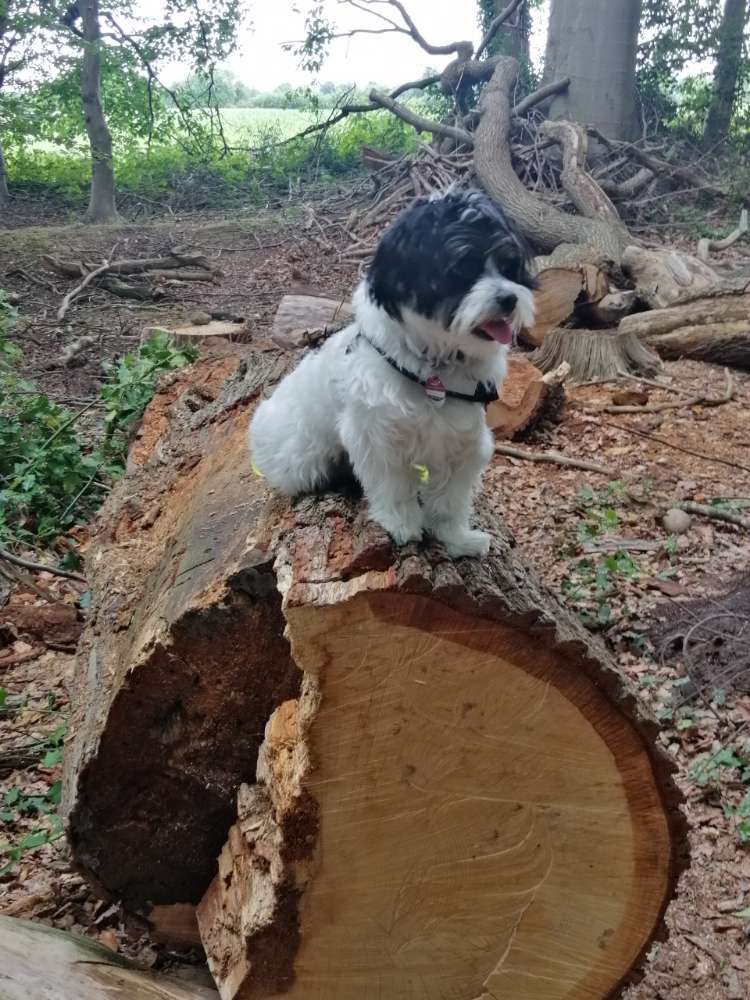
1 210 750 998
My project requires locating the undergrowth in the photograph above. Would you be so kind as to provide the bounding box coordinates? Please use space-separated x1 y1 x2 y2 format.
6 111 419 212
0 298 196 552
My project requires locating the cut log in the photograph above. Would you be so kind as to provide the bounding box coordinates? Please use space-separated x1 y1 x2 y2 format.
486 355 566 438
63 349 686 1000
196 491 685 1000
533 327 661 381
143 320 248 349
0 916 218 999
271 294 353 350
619 294 750 368
522 265 609 347
581 289 637 327
621 245 720 308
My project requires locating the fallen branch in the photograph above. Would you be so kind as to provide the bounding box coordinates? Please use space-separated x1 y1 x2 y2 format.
0 546 87 584
57 261 113 321
601 422 750 475
494 443 616 476
697 209 749 262
675 502 750 531
602 369 735 414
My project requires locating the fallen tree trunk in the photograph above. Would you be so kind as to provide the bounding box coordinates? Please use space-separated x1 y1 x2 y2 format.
522 264 610 347
474 57 630 261
63 347 686 999
0 916 217 999
621 246 721 309
620 295 750 368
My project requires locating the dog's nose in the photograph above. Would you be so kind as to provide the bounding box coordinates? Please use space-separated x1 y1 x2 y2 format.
498 293 517 313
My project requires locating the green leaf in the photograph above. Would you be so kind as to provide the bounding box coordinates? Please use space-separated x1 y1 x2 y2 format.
41 748 63 767
18 830 48 850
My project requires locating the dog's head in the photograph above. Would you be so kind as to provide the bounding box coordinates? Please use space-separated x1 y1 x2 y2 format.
363 189 537 364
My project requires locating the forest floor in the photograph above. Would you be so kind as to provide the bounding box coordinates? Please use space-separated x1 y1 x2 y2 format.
1 206 750 999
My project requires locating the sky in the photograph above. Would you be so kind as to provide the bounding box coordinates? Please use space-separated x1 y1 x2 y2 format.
156 1 550 90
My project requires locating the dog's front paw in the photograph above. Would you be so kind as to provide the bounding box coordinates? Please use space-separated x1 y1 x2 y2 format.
440 528 492 558
372 507 423 546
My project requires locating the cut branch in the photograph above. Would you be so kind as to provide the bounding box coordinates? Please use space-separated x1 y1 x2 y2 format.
675 501 750 531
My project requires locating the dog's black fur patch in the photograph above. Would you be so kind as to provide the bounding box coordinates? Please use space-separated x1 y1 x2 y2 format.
367 189 537 322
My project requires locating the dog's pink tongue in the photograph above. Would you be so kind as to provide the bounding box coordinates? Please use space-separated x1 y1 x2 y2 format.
480 320 513 344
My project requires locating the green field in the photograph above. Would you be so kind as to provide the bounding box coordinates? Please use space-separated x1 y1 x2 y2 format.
219 107 316 142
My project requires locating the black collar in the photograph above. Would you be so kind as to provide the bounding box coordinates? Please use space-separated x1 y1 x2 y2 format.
355 332 498 406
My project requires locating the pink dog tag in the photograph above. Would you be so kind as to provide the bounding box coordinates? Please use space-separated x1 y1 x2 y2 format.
425 375 446 405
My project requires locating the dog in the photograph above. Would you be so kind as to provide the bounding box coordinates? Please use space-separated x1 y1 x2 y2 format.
248 188 536 557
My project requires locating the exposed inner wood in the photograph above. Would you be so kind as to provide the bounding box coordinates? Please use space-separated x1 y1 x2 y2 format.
200 589 676 1000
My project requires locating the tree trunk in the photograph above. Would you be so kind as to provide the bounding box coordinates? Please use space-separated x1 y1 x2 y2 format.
543 0 641 140
79 0 119 223
0 916 218 999
481 0 530 62
0 135 10 207
532 327 661 381
704 0 748 147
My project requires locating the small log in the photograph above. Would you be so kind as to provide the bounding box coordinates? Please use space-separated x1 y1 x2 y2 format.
620 295 750 368
522 265 609 347
581 289 637 326
271 294 354 350
621 245 720 308
486 355 566 438
0 916 217 999
533 328 661 382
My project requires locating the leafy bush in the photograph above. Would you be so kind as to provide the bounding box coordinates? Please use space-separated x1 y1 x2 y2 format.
0 312 196 548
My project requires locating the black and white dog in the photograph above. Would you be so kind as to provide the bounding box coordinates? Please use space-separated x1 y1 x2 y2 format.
249 189 536 557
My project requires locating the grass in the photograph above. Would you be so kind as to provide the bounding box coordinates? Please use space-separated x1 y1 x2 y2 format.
219 107 315 142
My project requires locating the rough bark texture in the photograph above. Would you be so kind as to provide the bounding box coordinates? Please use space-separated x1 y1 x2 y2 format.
543 0 641 140
486 354 566 438
533 327 661 382
621 295 750 368
621 245 721 308
0 136 9 206
475 58 630 260
196 486 686 1000
62 347 301 908
704 0 749 147
79 0 119 224
0 916 218 999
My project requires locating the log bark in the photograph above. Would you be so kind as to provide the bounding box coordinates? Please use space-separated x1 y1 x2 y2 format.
0 916 217 999
486 355 566 438
474 57 630 260
196 493 685 1000
620 295 750 367
79 0 120 224
533 327 661 381
62 347 686 1000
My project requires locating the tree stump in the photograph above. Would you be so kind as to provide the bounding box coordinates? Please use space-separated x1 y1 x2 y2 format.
62 348 687 1000
532 328 661 382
